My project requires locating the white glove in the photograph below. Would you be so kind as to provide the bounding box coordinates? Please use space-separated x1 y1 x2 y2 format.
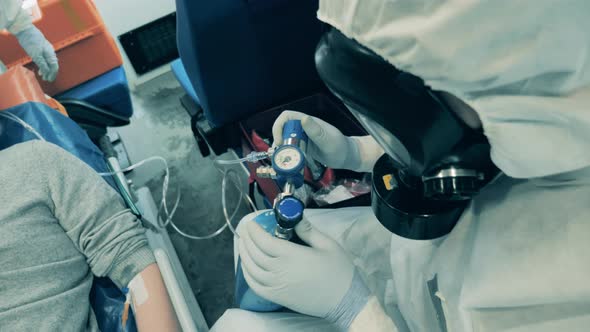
272 111 384 173
239 218 371 330
15 26 59 82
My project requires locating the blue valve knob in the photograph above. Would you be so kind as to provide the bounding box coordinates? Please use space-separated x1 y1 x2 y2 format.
282 120 308 143
274 196 304 229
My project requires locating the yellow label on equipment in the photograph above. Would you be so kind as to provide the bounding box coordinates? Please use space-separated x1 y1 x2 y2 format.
383 174 394 191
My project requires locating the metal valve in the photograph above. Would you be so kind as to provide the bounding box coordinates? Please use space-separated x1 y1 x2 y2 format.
256 166 277 179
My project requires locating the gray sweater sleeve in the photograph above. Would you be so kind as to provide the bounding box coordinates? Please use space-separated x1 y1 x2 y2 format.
35 141 155 288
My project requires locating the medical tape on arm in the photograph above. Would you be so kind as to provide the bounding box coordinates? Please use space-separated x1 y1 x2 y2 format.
128 274 149 309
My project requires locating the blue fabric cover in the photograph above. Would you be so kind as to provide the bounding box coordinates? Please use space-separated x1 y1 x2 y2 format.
56 67 134 118
0 102 136 332
90 278 138 332
175 0 325 127
171 59 199 104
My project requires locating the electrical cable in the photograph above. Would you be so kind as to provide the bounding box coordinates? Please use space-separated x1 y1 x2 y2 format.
214 151 270 165
0 111 257 240
0 112 183 228
100 155 258 240
0 111 46 141
153 157 257 240
156 163 247 240
98 156 180 228
221 167 258 238
165 166 254 240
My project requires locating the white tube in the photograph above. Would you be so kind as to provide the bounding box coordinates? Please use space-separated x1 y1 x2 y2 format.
0 112 46 141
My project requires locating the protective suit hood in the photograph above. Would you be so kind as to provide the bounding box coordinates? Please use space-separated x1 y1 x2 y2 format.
318 0 590 178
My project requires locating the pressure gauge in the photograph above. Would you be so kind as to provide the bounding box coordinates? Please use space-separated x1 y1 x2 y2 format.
272 145 304 175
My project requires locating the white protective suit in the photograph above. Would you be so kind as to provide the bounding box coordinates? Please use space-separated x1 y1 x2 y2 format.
318 0 590 179
0 0 31 34
215 168 590 332
213 1 590 331
0 0 59 81
0 0 30 74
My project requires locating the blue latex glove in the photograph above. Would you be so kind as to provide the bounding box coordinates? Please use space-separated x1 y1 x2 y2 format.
15 26 59 82
0 59 6 74
239 218 371 330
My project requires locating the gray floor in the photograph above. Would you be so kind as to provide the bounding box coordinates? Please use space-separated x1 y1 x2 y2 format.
115 71 251 327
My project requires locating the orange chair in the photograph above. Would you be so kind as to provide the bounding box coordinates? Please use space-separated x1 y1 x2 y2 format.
0 0 123 96
0 66 67 116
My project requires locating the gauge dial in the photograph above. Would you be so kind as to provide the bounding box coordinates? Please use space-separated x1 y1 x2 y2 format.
273 146 303 172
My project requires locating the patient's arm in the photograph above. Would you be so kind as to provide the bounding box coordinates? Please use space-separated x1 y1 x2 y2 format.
34 141 180 328
131 264 181 332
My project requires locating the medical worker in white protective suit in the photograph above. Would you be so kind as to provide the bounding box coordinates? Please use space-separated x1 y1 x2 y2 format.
212 1 590 331
0 0 58 81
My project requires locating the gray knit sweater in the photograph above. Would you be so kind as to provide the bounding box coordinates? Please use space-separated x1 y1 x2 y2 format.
0 141 156 331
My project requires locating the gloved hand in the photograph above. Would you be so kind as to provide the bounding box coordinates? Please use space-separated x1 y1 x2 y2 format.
239 218 371 330
15 26 59 82
272 111 383 173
